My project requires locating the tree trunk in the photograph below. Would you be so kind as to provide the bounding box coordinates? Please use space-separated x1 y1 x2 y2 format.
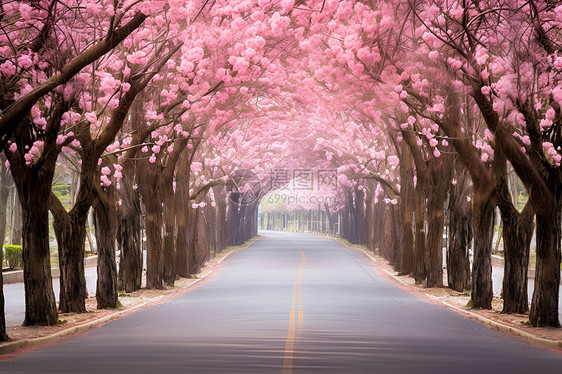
530 207 561 327
118 205 142 292
413 178 427 283
380 207 396 264
399 142 415 275
51 210 88 313
94 197 118 309
213 186 226 252
355 188 366 245
189 208 201 275
425 182 446 288
175 182 190 278
501 206 533 314
236 202 246 246
144 193 164 289
21 194 58 325
162 184 176 285
470 186 495 309
447 190 472 292
494 150 534 314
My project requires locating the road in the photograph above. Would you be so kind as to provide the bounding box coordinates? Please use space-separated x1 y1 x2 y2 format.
1 231 561 373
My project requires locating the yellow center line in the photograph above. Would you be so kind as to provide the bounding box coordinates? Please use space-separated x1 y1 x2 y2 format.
283 246 306 374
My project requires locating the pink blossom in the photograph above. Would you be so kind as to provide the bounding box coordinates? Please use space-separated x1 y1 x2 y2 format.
17 55 33 69
0 61 16 76
84 112 98 123
387 156 400 167
101 166 111 175
100 175 112 187
552 86 562 106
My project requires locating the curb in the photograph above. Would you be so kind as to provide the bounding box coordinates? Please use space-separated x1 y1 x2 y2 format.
333 237 562 352
0 238 261 355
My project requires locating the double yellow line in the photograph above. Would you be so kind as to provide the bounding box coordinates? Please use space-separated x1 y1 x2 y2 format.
283 247 306 374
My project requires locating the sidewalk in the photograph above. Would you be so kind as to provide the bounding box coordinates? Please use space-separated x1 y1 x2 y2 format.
0 238 261 356
340 241 562 351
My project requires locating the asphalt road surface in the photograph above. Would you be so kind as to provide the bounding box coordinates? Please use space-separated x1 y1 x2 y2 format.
1 231 561 373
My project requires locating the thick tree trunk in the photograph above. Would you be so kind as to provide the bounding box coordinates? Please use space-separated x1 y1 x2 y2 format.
399 143 415 275
214 186 227 252
355 188 366 245
175 184 190 278
530 207 561 327
162 185 176 285
51 208 87 313
94 199 118 309
189 209 201 275
144 194 164 289
501 206 533 314
236 202 246 246
21 197 58 325
380 207 397 264
175 207 190 278
446 170 472 292
413 179 427 283
470 187 495 309
494 150 534 314
118 206 142 292
227 193 240 246
425 182 446 288
447 195 472 292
